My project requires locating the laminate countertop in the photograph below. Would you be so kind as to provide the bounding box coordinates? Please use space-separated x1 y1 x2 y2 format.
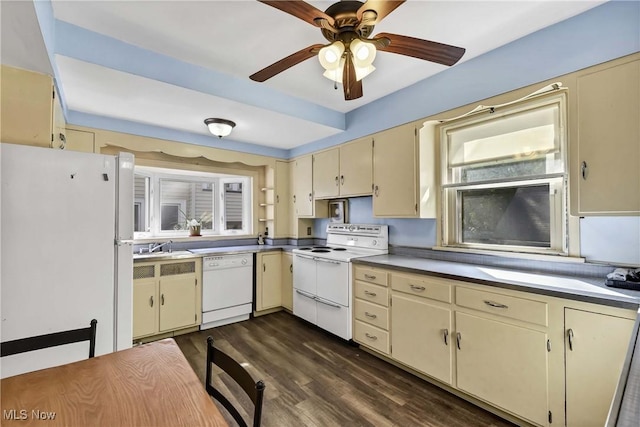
353 254 640 309
134 245 296 262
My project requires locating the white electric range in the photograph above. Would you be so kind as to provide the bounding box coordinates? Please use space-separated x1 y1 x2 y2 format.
292 224 388 340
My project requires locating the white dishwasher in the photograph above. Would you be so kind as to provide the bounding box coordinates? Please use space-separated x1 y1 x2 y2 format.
201 254 253 329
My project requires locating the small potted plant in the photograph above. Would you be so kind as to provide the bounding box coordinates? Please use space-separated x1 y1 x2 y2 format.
180 210 211 236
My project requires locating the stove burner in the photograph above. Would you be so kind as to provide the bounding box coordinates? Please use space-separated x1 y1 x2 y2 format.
311 249 331 253
299 247 313 251
332 248 347 251
313 246 330 249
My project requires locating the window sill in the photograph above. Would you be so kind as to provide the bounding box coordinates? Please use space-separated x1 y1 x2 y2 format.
432 245 585 264
134 234 255 244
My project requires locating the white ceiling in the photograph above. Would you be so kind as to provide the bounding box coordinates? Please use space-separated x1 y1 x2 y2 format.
3 1 608 150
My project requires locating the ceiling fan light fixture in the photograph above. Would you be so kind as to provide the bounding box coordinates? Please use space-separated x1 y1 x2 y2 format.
319 41 345 71
204 118 236 138
350 38 376 68
355 64 375 81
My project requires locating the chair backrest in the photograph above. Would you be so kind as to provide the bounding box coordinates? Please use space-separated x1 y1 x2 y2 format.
0 319 97 358
205 336 265 427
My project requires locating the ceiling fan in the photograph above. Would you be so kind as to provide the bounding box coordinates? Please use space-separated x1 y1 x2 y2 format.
249 0 466 101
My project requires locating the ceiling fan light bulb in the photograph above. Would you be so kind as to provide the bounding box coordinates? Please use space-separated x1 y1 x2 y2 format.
350 39 376 68
319 41 345 71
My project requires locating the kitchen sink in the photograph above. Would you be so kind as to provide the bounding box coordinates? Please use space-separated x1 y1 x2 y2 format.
133 250 193 261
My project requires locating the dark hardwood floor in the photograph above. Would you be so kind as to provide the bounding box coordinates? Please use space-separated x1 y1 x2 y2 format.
175 311 515 427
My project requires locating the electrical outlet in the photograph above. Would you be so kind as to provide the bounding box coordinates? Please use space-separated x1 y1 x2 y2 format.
307 227 312 236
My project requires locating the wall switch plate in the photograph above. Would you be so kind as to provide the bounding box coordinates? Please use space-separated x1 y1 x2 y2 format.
307 227 312 236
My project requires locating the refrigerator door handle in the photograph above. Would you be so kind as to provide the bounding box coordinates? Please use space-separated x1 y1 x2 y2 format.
115 239 134 246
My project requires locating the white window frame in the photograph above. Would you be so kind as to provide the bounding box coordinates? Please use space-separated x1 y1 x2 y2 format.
134 166 252 239
439 91 568 256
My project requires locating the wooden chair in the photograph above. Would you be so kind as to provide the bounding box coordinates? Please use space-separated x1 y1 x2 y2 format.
1 319 97 358
205 336 265 427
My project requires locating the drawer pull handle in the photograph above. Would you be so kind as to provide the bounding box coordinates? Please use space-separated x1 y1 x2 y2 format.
364 290 377 297
568 328 574 351
483 300 508 309
364 274 377 280
443 328 449 346
456 332 462 350
365 333 378 341
410 284 426 292
364 312 377 319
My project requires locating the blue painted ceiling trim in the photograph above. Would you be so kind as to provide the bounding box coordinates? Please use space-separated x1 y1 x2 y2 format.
67 110 289 159
54 20 345 132
290 0 640 158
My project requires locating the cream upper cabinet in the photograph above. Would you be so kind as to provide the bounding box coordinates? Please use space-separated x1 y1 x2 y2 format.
281 252 293 311
313 148 340 198
1 65 57 148
64 129 95 153
372 123 418 217
293 155 314 216
274 160 290 237
340 137 373 197
292 154 327 219
571 55 640 215
256 252 282 311
456 312 549 427
313 138 373 199
565 308 635 427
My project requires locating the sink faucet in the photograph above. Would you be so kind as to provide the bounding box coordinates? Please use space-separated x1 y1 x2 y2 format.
149 240 173 253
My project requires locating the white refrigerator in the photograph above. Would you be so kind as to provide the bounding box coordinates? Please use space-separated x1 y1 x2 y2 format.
0 143 134 378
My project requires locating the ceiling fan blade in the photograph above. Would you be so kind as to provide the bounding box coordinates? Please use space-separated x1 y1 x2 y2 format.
373 32 465 66
343 55 363 101
250 44 325 82
357 0 405 25
258 1 334 27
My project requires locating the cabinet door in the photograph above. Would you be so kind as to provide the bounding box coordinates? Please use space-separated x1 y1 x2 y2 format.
258 252 282 310
281 253 293 311
65 129 95 153
159 275 197 332
373 124 418 217
391 294 452 385
274 160 290 237
340 137 373 196
565 309 635 427
574 58 640 215
313 148 340 199
0 65 53 147
294 155 313 216
456 312 549 427
132 279 158 338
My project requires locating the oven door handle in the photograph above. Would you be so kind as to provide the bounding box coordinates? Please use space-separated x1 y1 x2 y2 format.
294 254 316 261
314 296 341 309
314 258 342 265
295 289 316 300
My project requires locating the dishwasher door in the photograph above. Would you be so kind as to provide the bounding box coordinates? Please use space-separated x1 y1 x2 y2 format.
202 255 253 329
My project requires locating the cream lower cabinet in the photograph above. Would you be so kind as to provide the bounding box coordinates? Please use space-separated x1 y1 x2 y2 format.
281 252 293 311
353 266 390 355
133 259 201 341
565 308 635 427
456 312 549 427
256 252 282 312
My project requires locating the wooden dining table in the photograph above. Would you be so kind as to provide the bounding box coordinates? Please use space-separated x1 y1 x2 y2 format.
1 338 228 426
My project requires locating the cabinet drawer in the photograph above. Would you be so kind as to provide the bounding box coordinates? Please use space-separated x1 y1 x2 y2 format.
354 281 389 307
354 266 388 286
354 320 389 355
355 299 389 330
391 273 452 303
456 286 548 327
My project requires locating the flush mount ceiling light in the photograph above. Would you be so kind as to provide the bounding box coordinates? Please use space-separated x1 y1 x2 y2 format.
204 118 236 138
250 0 466 101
